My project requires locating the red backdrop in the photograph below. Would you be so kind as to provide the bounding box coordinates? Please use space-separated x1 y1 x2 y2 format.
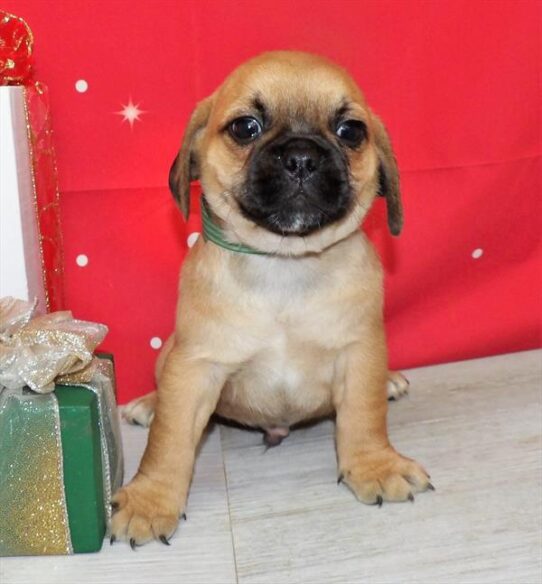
5 0 541 403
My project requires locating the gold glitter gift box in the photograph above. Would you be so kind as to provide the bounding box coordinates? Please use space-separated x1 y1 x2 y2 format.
0 298 124 555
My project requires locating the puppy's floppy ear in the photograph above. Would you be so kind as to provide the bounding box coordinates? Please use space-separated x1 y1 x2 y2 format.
169 96 213 219
371 113 403 236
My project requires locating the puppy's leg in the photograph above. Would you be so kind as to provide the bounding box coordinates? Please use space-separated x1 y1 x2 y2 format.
122 334 175 427
335 334 431 504
387 370 409 401
154 334 175 381
111 346 229 546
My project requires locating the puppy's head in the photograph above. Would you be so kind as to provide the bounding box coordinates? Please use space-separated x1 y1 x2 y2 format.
169 51 402 255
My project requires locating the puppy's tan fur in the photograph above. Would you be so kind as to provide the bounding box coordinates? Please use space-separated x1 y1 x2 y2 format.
111 51 430 546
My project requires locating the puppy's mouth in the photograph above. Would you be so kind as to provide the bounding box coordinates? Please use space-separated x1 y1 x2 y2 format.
238 191 346 236
238 133 353 237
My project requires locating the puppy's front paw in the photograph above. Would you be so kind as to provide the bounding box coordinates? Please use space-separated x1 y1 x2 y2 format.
339 447 432 505
110 474 182 548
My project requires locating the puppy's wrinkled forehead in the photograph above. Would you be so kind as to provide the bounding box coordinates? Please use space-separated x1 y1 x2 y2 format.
210 52 367 131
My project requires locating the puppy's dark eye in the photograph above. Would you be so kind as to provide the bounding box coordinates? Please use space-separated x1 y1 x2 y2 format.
336 120 367 147
229 117 263 144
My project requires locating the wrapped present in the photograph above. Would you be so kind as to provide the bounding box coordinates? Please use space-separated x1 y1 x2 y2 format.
0 298 124 555
0 11 64 313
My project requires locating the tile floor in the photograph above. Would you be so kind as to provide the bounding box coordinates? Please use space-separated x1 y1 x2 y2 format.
1 350 541 584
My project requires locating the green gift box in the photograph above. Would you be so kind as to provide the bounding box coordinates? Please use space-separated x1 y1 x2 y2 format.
0 355 124 556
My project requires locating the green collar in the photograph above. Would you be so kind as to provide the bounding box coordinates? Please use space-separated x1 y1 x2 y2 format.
201 197 266 255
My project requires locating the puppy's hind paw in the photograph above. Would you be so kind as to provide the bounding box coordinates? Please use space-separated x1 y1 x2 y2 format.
387 371 409 401
123 391 157 427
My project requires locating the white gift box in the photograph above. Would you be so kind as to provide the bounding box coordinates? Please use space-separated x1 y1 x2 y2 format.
0 86 47 312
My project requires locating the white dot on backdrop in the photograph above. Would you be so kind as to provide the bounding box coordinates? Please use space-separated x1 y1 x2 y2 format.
472 248 484 259
187 232 200 248
150 337 163 350
76 254 88 267
75 79 88 93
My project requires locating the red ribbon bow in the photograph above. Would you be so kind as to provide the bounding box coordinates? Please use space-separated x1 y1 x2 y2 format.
0 11 34 85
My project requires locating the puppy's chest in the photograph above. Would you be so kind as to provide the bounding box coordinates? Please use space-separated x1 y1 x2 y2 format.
236 302 354 398
235 252 364 346
231 321 338 422
253 322 337 380
232 253 366 375
216 244 376 420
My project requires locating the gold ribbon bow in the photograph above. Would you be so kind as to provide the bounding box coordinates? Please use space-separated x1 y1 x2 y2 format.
0 297 108 393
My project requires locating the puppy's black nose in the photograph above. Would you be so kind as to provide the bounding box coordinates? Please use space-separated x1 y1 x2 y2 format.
281 138 322 180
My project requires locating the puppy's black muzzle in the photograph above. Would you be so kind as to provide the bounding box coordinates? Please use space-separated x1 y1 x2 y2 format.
239 133 352 236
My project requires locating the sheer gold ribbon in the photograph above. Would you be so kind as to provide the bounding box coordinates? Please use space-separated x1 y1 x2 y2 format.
0 297 108 393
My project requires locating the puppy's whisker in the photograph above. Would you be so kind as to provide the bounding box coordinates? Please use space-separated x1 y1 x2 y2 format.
305 199 332 221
